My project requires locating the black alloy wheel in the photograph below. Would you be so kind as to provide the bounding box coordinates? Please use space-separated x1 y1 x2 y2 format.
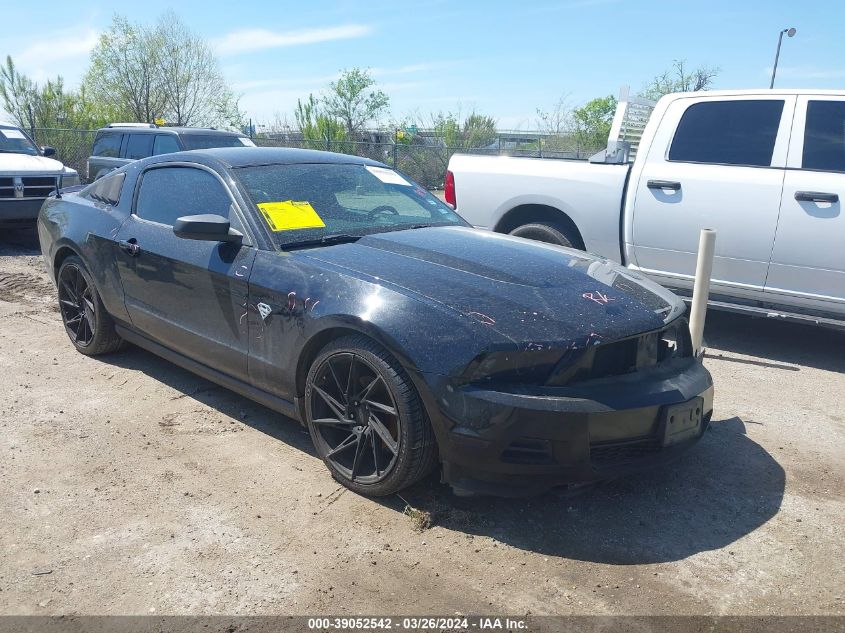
56 255 123 356
58 262 97 348
305 335 437 496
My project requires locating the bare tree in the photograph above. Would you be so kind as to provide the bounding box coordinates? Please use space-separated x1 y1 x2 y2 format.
536 95 573 136
157 12 240 126
640 59 720 101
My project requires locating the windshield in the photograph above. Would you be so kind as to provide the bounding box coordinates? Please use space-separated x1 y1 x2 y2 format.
180 134 254 150
234 163 466 246
0 127 40 156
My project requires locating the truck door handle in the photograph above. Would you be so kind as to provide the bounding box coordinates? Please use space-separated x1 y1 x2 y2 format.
794 191 839 203
647 180 681 191
118 239 140 256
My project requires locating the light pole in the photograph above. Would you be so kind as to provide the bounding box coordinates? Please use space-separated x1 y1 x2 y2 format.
770 27 796 89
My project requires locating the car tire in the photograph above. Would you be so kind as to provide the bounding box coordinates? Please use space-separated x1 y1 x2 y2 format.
56 255 123 356
305 334 438 496
509 221 581 249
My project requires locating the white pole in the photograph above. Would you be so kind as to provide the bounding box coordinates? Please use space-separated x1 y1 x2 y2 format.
689 229 716 355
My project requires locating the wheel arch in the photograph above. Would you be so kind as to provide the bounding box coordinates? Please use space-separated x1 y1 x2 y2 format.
493 203 585 250
53 243 83 280
295 319 414 405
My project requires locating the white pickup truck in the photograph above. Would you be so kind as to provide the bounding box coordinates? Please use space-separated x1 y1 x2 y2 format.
1 123 80 229
446 89 845 328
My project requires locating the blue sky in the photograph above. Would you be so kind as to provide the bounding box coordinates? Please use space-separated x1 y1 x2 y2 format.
3 0 843 129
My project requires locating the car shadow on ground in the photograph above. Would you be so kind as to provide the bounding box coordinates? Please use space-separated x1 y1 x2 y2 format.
98 345 317 457
100 344 784 566
703 310 845 373
0 227 41 255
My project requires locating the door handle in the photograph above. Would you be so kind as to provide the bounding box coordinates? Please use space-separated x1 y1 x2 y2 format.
118 239 140 256
794 191 839 203
647 180 681 191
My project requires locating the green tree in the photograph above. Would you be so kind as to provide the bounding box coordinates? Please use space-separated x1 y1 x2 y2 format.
84 15 163 123
571 95 617 151
432 110 497 150
1 55 117 130
294 94 346 149
0 56 37 130
322 68 389 137
640 59 719 101
84 13 241 127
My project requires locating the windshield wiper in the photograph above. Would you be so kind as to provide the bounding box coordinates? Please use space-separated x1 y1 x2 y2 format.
282 233 362 250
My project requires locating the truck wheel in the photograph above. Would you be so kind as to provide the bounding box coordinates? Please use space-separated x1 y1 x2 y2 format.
509 222 582 249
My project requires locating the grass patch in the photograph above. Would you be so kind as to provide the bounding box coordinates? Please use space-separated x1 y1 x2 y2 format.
403 504 433 532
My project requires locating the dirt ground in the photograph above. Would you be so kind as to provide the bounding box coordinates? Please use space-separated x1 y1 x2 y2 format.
1 226 843 617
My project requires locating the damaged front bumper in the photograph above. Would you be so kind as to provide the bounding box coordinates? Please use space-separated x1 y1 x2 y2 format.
419 357 714 496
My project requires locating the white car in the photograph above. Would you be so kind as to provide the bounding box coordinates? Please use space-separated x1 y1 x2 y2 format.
1 123 80 229
446 90 845 328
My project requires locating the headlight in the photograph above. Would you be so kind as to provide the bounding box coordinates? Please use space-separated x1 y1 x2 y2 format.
61 171 80 187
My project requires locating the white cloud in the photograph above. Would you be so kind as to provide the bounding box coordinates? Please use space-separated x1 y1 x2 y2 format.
214 24 373 56
13 30 99 71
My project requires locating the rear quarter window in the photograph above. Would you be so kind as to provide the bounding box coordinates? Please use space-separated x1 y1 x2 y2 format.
92 133 123 158
80 172 126 206
668 100 785 167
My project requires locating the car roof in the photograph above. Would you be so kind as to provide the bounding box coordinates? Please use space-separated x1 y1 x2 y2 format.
166 147 386 168
97 126 246 136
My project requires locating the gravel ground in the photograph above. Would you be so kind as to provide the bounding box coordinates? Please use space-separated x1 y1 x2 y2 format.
1 227 843 616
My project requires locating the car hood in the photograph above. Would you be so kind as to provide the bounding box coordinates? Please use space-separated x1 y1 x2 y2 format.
0 153 67 174
302 226 684 348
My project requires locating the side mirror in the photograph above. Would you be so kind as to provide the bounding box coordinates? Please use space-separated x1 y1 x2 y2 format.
173 214 243 244
41 146 56 157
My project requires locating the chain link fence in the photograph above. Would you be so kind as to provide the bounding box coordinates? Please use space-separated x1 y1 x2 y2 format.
29 128 601 188
31 128 97 181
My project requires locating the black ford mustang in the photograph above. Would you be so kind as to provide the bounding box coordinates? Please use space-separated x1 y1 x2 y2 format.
38 148 713 497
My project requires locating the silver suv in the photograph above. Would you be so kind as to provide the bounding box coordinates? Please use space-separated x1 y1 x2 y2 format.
87 123 255 181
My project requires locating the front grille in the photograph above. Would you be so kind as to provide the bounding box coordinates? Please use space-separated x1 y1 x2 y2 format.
0 175 57 199
547 318 692 386
590 437 662 467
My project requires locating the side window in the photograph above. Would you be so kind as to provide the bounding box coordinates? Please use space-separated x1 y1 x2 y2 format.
668 100 785 167
92 133 123 158
125 134 154 160
82 172 126 205
135 167 232 226
803 100 845 172
153 134 182 155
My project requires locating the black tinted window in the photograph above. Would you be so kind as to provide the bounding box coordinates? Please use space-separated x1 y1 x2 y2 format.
803 100 845 172
82 172 125 205
180 134 254 150
153 134 181 155
669 100 784 167
92 133 123 158
136 167 231 225
125 134 154 160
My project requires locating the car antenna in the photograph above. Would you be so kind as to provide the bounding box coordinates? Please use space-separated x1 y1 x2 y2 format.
54 173 64 199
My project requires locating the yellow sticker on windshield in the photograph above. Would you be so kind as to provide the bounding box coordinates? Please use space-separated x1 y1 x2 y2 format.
257 200 326 231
